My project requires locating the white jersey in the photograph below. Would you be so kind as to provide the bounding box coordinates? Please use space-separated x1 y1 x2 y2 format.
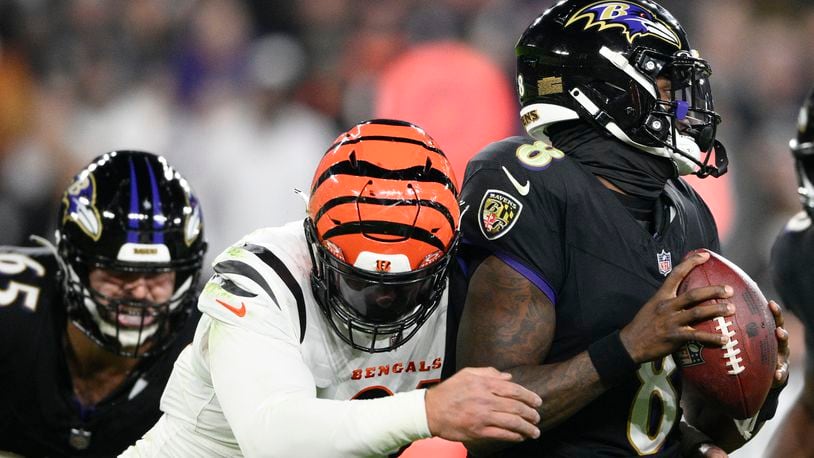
123 221 450 457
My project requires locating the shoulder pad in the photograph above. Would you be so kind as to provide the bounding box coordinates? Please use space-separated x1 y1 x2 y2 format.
0 247 58 314
201 236 307 341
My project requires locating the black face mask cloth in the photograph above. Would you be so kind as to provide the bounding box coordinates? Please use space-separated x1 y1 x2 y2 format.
546 121 677 201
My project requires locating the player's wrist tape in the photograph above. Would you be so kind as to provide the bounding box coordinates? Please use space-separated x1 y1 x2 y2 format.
756 379 787 422
588 330 638 387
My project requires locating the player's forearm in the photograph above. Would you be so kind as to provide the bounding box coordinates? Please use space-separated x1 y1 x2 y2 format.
508 351 606 431
233 389 431 457
463 352 605 457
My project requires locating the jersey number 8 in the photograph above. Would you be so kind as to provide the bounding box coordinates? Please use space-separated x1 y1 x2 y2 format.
628 356 678 455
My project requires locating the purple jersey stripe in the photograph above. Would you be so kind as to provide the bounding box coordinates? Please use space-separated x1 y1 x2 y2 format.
145 157 164 243
494 251 557 305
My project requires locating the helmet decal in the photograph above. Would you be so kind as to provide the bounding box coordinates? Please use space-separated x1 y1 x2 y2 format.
62 172 102 241
127 156 167 244
565 1 682 48
184 193 203 246
143 156 165 243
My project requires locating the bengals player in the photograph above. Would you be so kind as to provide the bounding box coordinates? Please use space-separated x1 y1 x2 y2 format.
123 119 541 457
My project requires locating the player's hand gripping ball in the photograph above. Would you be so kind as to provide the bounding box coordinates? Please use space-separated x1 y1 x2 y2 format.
675 249 777 419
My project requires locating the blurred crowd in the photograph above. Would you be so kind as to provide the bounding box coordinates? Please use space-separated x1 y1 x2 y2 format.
0 0 812 295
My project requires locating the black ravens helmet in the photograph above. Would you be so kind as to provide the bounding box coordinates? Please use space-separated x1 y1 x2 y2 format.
516 0 727 178
57 151 206 357
791 88 814 218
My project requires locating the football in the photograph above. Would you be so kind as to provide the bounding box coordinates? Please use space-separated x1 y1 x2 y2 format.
674 249 777 419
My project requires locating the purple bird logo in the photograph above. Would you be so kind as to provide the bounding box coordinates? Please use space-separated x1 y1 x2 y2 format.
565 1 682 48
62 172 102 241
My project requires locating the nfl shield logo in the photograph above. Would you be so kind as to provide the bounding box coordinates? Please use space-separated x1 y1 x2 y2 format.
675 341 705 367
657 250 672 276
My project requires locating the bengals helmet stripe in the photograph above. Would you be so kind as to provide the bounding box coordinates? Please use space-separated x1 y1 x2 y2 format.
323 134 446 155
322 221 446 251
306 119 460 352
309 153 457 196
313 196 457 234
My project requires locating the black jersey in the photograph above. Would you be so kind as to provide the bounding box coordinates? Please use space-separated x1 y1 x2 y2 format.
0 246 198 457
771 212 814 351
456 137 720 457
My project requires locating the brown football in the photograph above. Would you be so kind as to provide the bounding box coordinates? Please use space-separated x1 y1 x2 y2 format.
675 249 777 419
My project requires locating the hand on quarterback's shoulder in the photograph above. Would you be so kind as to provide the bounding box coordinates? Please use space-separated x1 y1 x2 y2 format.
424 367 541 443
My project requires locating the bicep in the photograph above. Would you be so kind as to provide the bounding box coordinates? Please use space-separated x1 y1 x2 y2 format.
457 255 555 371
208 319 317 450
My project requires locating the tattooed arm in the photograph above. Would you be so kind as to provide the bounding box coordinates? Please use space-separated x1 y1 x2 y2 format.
457 253 735 455
457 256 606 434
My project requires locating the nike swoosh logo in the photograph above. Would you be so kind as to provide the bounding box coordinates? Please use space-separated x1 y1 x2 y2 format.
216 299 247 317
502 166 530 196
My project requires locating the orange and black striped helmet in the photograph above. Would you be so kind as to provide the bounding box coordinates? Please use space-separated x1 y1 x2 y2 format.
305 119 460 353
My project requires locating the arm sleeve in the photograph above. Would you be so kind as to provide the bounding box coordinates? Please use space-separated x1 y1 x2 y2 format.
208 319 431 457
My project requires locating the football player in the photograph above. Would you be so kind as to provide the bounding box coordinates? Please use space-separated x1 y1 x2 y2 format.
766 88 814 457
123 119 542 457
454 1 790 456
0 151 206 456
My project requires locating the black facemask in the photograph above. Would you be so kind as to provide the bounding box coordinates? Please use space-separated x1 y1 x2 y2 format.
547 121 677 201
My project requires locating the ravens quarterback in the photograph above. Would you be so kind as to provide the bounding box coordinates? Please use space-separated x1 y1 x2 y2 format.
766 88 814 457
123 119 541 457
0 151 206 456
455 1 790 456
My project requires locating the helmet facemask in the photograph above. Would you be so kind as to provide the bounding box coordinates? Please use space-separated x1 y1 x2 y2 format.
563 47 728 177
635 49 727 177
306 219 458 353
60 244 201 358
